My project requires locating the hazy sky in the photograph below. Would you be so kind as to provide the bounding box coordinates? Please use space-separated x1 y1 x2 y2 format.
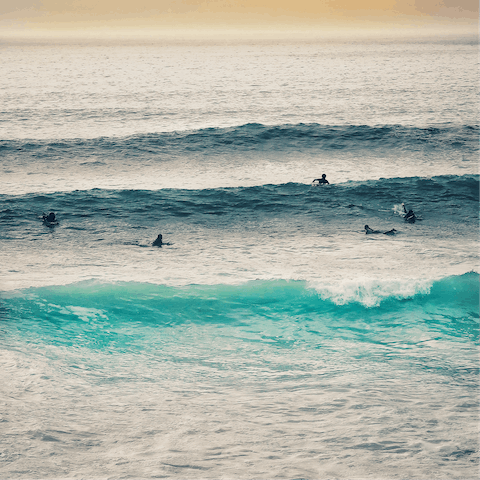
1 0 478 37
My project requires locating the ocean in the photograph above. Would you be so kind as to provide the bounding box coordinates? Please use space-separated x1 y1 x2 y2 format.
0 39 478 479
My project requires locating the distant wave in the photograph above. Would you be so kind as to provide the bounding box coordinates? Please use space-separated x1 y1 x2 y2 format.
1 123 478 158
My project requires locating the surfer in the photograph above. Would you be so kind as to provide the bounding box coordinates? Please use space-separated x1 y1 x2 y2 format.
365 225 380 234
312 174 329 185
404 210 416 223
43 212 56 223
42 212 58 227
402 203 416 223
152 234 163 247
365 225 397 235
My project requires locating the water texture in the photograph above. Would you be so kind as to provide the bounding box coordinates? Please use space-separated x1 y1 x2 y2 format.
0 41 478 479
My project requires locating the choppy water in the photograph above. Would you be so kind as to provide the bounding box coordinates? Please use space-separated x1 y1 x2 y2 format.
0 40 478 479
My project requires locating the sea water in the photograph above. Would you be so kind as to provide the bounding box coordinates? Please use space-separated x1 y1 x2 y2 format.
0 39 478 479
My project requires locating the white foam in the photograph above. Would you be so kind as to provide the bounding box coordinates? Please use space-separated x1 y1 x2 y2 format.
309 277 433 307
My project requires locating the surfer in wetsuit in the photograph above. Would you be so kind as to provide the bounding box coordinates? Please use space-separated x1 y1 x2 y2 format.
365 225 380 234
312 174 329 185
43 212 56 223
365 225 397 235
42 212 58 227
402 203 416 223
152 234 163 247
404 210 416 223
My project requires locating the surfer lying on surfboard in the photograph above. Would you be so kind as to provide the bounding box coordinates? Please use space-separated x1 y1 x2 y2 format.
365 225 397 235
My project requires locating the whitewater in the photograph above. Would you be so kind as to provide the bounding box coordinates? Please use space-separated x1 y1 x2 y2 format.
0 39 478 479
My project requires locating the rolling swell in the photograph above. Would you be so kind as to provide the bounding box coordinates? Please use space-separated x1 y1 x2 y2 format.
1 123 478 159
1 175 477 224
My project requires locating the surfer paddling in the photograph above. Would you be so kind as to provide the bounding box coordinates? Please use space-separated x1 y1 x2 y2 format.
312 174 329 185
365 225 397 235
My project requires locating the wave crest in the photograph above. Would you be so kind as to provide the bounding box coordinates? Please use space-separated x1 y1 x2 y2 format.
3 272 478 310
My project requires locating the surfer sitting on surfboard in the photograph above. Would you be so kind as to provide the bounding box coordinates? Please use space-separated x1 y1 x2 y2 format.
42 212 58 227
152 234 163 247
402 203 417 223
312 174 329 185
43 212 56 222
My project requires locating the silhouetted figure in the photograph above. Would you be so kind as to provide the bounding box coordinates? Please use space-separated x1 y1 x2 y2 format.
365 225 380 234
404 210 416 223
312 174 329 185
43 212 56 223
42 212 58 227
402 203 416 223
365 225 397 235
152 234 163 247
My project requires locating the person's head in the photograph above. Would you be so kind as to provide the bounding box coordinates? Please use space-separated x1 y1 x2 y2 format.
157 234 162 240
322 174 326 178
365 225 369 230
47 212 55 222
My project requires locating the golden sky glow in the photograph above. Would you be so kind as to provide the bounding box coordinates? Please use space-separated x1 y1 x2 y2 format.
1 0 478 38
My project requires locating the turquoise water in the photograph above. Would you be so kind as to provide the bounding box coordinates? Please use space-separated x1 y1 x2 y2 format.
1 275 478 477
3 274 479 353
0 40 478 479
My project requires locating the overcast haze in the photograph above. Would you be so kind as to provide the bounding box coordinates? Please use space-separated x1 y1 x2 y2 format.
0 0 478 42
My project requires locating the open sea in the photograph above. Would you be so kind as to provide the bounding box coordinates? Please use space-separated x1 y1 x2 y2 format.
0 39 478 479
